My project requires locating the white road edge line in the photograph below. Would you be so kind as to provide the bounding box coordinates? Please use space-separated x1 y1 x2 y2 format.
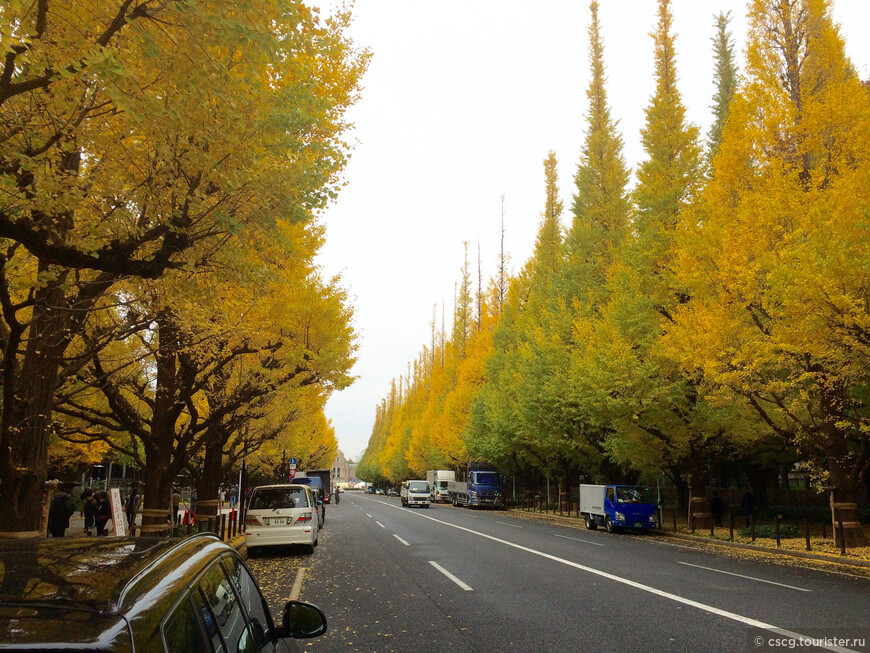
429 561 473 591
385 503 853 653
393 534 410 546
677 561 812 592
289 567 306 601
495 521 522 529
376 521 385 528
554 534 605 547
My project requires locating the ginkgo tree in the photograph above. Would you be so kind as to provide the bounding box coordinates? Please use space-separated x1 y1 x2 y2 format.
667 0 870 544
0 1 366 534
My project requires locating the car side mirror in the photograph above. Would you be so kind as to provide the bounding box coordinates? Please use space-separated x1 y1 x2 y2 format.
276 600 327 640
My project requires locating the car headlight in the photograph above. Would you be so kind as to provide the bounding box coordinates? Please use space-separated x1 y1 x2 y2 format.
649 515 657 523
615 511 625 521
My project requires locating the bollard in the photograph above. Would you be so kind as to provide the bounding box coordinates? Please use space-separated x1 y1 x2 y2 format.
804 517 811 551
672 508 677 531
729 512 734 542
710 515 714 538
220 514 227 541
775 515 781 548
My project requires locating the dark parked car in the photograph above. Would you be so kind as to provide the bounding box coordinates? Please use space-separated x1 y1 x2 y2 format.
0 533 326 651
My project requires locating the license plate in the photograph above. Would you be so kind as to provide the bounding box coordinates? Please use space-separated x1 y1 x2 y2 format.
268 517 286 526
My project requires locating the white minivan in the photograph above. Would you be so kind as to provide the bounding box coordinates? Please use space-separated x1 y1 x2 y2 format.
400 480 430 508
245 484 319 553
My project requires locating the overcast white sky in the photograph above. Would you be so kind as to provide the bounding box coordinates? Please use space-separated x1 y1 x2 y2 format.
313 1 870 462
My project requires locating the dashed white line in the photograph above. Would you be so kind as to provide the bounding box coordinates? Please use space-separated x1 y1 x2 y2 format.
393 534 410 546
375 521 385 528
365 513 372 518
676 561 812 592
554 534 605 547
495 521 522 529
429 561 473 591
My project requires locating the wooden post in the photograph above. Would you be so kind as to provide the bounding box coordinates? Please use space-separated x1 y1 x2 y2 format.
729 512 734 541
804 518 811 551
838 520 846 556
775 515 781 548
220 514 227 541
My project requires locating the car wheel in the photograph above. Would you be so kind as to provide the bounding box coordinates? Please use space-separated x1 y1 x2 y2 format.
313 536 319 547
605 517 616 534
585 514 597 530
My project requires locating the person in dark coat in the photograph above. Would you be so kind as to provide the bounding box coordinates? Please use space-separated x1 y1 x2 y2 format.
710 491 725 527
47 485 75 537
740 487 756 527
94 491 112 536
125 485 139 528
81 488 97 536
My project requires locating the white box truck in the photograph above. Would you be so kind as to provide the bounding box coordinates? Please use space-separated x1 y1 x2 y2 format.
426 470 455 503
400 480 430 508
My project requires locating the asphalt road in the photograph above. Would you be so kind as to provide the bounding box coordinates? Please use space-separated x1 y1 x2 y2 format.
248 493 870 653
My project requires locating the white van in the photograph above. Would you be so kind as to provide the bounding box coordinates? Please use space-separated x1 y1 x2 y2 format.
245 484 319 553
400 480 430 508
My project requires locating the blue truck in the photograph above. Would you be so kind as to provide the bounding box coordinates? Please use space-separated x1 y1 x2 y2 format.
447 462 504 509
579 484 658 533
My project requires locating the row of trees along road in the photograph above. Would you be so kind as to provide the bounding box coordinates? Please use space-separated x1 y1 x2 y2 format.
0 1 368 535
358 0 869 547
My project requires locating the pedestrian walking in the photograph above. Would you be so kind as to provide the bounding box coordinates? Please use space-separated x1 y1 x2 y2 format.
229 485 238 509
125 485 140 529
189 488 197 523
94 491 111 536
334 486 340 505
81 488 97 536
171 486 182 526
47 484 75 538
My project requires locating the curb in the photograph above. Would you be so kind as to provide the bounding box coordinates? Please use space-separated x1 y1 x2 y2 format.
506 507 870 569
659 531 870 569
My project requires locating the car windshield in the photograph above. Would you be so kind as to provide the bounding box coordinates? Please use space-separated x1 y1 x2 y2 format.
471 472 499 486
615 487 654 504
249 487 309 510
437 481 448 489
408 482 429 493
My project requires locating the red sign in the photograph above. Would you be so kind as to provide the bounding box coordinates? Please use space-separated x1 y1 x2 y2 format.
288 471 295 481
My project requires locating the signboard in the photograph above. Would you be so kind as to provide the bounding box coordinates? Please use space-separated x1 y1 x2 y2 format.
288 470 296 481
109 487 126 537
289 457 297 465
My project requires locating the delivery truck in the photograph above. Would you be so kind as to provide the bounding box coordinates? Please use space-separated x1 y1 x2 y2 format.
426 470 456 503
400 480 431 508
447 462 503 509
579 484 658 533
297 469 332 503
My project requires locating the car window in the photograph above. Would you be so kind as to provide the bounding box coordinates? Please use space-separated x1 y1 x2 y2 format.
163 595 211 651
249 487 309 510
196 561 249 653
606 487 615 503
191 585 225 653
222 557 273 650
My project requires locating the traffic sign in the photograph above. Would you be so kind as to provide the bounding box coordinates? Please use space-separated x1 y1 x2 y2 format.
290 457 297 465
289 470 295 481
289 463 296 470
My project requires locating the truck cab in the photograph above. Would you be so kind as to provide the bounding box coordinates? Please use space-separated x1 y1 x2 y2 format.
401 480 430 508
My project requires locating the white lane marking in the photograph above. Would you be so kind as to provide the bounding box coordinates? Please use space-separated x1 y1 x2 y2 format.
289 567 306 601
393 534 410 546
495 521 522 529
376 521 385 528
365 513 372 518
554 534 605 547
384 503 852 653
677 561 812 592
429 561 473 591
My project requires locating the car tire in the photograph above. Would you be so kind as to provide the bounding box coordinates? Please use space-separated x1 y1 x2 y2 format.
605 517 616 534
584 514 597 530
303 543 315 554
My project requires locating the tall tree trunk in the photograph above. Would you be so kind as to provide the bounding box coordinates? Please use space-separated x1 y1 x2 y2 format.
0 275 66 535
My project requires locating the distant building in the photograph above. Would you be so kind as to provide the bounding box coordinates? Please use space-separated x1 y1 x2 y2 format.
331 450 357 487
